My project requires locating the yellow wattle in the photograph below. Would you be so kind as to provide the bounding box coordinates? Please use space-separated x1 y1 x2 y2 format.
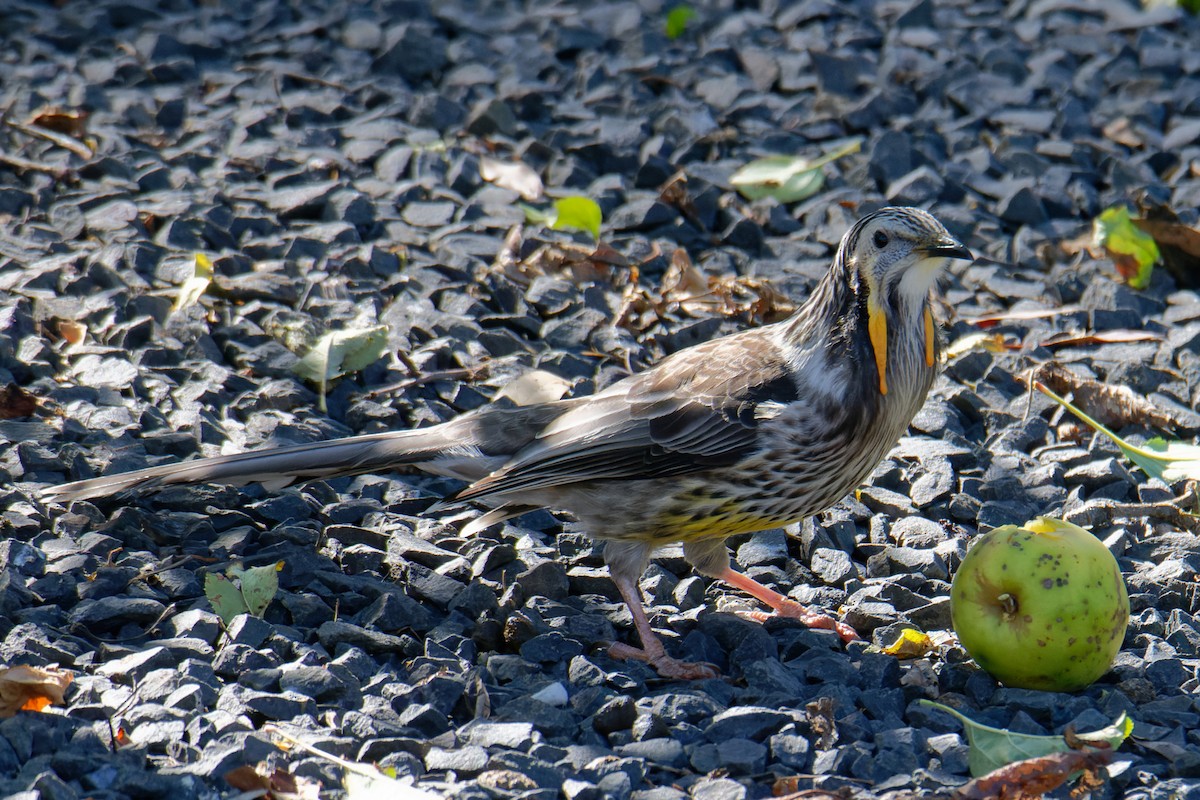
868 300 888 395
924 306 935 367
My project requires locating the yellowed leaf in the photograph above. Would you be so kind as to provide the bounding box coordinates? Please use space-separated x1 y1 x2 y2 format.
0 665 72 717
881 628 935 659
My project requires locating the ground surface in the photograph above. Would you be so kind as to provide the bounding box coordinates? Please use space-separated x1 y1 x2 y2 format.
3 0 1200 798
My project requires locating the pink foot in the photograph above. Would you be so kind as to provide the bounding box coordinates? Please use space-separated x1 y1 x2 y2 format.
737 598 860 643
607 642 720 680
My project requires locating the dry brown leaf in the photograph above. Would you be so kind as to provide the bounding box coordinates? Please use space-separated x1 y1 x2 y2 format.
1025 363 1177 429
962 305 1082 327
805 696 838 750
1129 195 1200 288
0 384 39 420
1040 329 1163 348
1133 218 1200 259
488 227 791 341
658 248 794 323
772 780 854 799
56 319 86 345
955 748 1111 800
28 108 89 139
477 770 537 792
0 665 72 717
224 763 320 800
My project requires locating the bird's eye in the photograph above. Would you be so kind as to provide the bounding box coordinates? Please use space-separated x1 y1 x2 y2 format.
873 230 889 248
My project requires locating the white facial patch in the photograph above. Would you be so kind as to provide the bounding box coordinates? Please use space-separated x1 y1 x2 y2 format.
897 255 949 307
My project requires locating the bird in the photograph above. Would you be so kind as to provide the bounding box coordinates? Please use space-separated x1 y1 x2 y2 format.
41 206 972 680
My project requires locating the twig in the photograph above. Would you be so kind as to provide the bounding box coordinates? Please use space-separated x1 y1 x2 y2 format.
7 120 92 158
364 363 489 399
263 725 384 780
1062 488 1200 532
0 151 70 177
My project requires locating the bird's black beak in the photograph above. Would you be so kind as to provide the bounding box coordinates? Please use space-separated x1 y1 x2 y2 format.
920 241 974 261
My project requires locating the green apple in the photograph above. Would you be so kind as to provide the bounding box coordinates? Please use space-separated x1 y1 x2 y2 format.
950 517 1129 691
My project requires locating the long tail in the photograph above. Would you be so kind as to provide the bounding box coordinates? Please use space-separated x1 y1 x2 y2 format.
41 425 469 503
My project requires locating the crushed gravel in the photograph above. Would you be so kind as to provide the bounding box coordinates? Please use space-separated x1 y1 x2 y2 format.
3 0 1200 798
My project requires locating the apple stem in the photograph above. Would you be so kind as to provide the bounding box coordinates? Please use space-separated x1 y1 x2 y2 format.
997 593 1018 618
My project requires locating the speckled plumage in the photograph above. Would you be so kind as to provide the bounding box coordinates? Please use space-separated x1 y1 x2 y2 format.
44 206 972 679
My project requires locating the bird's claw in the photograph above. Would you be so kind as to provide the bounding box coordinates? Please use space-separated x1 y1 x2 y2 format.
607 642 720 680
737 599 861 644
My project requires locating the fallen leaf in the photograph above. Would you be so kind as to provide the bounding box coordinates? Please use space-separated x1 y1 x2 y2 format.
28 108 89 139
294 324 390 412
56 319 86 345
1026 363 1177 429
205 562 283 624
0 384 38 419
806 697 838 750
665 4 696 39
495 370 573 406
239 561 283 617
173 253 214 312
1039 329 1163 348
730 139 862 203
880 628 935 658
921 700 1130 778
1128 192 1200 289
1092 206 1159 289
1133 217 1200 259
550 196 603 239
0 665 73 717
955 748 1112 800
480 156 543 201
658 248 795 322
224 763 320 800
1037 381 1200 483
204 573 248 625
961 305 1082 327
520 196 604 239
945 332 1020 359
771 777 853 798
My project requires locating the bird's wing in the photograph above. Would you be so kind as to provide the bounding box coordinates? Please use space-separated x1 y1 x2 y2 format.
449 327 798 501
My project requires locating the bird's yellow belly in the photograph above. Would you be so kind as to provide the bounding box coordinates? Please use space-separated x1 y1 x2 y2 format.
647 498 794 543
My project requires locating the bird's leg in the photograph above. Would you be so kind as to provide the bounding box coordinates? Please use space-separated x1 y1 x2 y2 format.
606 570 719 680
719 566 859 643
602 540 718 680
682 538 859 643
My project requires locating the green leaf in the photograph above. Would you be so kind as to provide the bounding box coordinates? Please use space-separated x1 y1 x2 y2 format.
1092 206 1159 290
920 700 1132 777
173 252 213 312
293 325 390 412
730 139 862 203
1142 438 1200 482
520 197 604 238
550 196 603 238
519 202 556 226
1035 382 1200 482
204 573 248 625
237 561 282 617
665 4 695 39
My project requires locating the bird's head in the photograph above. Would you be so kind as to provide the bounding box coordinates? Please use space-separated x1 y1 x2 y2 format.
838 207 973 395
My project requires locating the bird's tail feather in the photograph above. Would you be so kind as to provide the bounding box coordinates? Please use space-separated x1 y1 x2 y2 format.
41 426 456 503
